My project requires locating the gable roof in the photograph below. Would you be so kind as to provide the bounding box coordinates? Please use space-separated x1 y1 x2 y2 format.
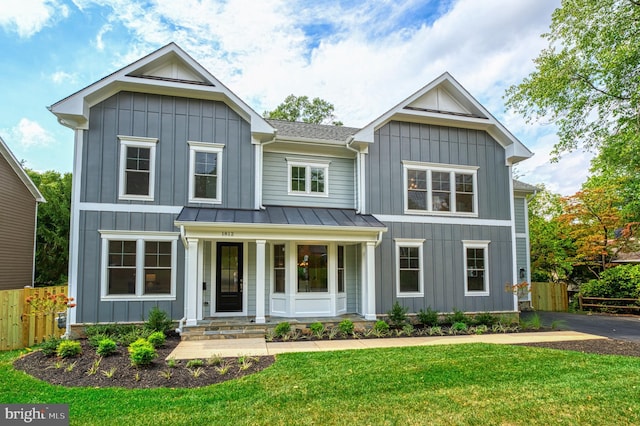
0 136 45 202
352 72 533 164
48 43 274 139
513 179 537 194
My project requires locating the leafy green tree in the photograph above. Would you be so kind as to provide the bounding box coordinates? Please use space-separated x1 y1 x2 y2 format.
264 94 343 125
528 186 574 282
26 170 71 286
506 0 640 166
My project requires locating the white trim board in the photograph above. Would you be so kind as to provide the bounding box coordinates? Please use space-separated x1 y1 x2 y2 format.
374 214 512 227
78 203 183 214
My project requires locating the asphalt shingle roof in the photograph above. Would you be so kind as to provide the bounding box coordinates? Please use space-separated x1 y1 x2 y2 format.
265 119 360 142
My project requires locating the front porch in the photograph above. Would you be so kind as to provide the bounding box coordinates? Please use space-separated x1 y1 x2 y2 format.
179 314 373 341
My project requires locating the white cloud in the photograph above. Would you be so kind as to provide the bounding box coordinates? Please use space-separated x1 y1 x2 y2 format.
7 118 55 148
50 70 77 85
0 0 69 38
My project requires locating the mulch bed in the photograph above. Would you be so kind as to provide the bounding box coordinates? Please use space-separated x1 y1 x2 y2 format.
13 335 640 389
13 336 274 389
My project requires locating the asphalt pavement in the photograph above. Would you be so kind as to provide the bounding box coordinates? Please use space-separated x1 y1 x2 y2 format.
522 311 640 342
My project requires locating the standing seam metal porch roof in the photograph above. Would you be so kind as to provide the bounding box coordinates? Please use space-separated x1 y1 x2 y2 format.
176 206 386 229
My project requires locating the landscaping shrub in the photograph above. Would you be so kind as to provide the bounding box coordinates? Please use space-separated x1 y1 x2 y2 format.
147 331 166 348
416 307 439 326
118 327 151 347
338 319 354 335
96 338 117 356
309 322 325 337
580 264 640 299
473 312 497 326
387 301 408 327
40 336 63 357
373 320 390 333
144 307 173 334
128 338 157 366
450 322 468 333
186 359 204 369
56 340 82 358
444 309 470 326
273 322 291 338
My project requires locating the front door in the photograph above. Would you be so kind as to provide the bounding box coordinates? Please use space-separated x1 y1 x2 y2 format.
216 242 243 312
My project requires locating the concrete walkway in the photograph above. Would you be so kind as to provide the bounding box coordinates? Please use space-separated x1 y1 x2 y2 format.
167 331 605 360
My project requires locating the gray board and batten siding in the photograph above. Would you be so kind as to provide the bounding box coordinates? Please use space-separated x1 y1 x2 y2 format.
262 151 356 209
367 121 515 313
83 91 255 209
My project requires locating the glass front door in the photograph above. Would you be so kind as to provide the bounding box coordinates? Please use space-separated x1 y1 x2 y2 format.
216 242 243 312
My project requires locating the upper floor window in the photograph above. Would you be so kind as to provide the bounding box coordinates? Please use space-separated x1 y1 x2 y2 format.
287 157 330 196
403 161 478 215
188 142 224 204
100 231 178 301
118 136 158 201
463 240 490 296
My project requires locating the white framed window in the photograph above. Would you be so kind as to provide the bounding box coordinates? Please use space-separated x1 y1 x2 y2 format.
395 238 425 297
403 161 478 215
462 240 490 296
118 136 158 201
188 141 224 204
100 231 178 301
287 157 330 196
337 245 345 293
273 243 286 294
297 244 328 292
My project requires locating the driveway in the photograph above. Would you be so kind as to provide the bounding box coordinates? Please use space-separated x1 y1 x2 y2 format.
522 311 640 342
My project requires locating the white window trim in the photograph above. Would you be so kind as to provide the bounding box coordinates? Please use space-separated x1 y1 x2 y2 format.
272 242 286 294
118 135 158 201
286 157 330 197
188 141 224 204
402 161 478 217
395 238 425 297
462 240 490 297
99 231 179 301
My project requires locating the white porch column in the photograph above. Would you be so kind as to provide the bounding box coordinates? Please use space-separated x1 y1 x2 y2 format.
185 237 199 326
364 241 377 320
255 240 266 324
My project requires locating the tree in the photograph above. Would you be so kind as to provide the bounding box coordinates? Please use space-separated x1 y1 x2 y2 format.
264 94 343 125
505 0 640 174
26 170 72 286
528 186 574 282
558 176 629 279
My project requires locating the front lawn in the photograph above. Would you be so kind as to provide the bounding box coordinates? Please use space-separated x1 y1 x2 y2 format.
2 344 639 425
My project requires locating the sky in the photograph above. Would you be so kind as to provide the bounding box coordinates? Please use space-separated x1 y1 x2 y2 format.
0 0 592 195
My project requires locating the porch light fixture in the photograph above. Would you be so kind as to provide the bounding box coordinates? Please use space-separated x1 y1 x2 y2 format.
519 268 525 279
57 311 67 329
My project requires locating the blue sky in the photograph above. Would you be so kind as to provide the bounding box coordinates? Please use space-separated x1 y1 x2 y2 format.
0 0 589 195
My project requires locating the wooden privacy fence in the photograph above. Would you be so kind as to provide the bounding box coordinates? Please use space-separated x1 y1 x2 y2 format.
0 285 68 351
531 282 568 312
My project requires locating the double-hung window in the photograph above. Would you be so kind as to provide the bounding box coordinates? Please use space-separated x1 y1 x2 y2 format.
395 239 425 297
287 158 330 196
188 141 224 203
100 231 178 300
463 240 490 296
403 161 478 215
118 136 158 201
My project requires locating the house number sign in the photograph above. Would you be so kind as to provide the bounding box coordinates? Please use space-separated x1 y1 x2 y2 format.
221 231 235 237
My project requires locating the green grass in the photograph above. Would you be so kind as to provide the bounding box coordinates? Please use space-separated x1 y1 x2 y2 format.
2 344 640 425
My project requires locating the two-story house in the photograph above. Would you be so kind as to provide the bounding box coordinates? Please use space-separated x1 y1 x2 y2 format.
49 43 532 329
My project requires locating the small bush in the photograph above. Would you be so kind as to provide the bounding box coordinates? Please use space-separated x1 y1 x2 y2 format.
387 301 409 327
273 322 291 338
338 319 354 335
309 322 325 337
444 309 470 326
144 307 174 333
402 323 414 335
118 327 151 347
373 320 390 333
147 331 166 348
451 322 468 332
416 307 439 326
128 338 157 366
473 312 497 326
40 336 63 357
56 340 82 358
96 338 117 356
186 359 204 369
